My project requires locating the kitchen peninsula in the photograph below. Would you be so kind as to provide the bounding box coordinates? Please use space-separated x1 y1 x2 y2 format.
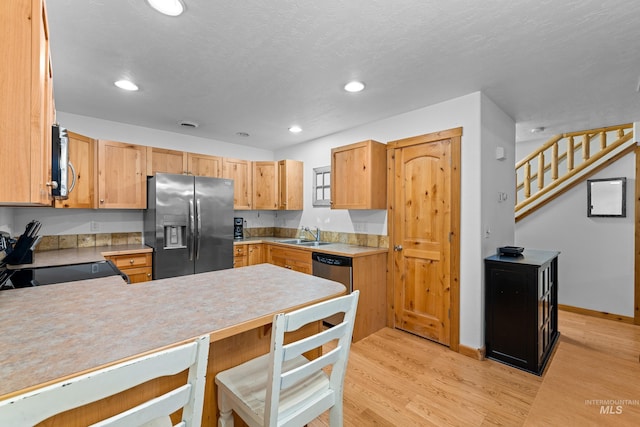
0 264 345 426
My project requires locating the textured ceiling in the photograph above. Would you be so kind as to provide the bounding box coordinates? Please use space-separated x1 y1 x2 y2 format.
47 0 640 150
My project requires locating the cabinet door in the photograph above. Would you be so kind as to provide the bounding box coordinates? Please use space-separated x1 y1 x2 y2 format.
247 244 264 265
278 159 303 210
267 245 312 274
32 0 53 206
105 253 152 283
146 147 187 176
55 131 97 208
224 158 253 209
0 0 53 205
97 140 147 209
253 161 278 210
233 245 247 268
331 140 386 209
187 153 223 177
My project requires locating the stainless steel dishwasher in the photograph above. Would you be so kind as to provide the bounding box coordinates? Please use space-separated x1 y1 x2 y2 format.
312 252 353 326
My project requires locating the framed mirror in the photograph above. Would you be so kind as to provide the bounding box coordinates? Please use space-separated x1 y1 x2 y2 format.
587 177 626 217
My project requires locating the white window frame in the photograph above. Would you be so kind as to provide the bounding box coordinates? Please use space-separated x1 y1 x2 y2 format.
312 166 331 207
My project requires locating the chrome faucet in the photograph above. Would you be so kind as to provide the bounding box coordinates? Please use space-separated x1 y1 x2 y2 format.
303 226 320 241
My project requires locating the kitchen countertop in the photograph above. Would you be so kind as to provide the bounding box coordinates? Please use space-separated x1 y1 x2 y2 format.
0 263 345 398
234 236 388 257
8 244 152 269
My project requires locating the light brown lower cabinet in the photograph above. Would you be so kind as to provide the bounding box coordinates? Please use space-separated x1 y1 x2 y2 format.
266 245 312 274
104 252 152 283
236 242 387 341
233 243 264 268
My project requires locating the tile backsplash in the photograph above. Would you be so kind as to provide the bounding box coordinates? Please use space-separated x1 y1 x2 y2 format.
36 232 142 252
34 229 388 252
247 227 389 249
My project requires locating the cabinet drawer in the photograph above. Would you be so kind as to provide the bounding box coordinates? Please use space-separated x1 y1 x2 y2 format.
106 253 152 269
268 246 312 274
122 266 153 283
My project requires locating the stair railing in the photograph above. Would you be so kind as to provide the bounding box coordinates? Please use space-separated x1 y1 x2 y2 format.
516 124 634 220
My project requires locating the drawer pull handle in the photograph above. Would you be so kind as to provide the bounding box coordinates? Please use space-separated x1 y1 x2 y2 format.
130 259 134 264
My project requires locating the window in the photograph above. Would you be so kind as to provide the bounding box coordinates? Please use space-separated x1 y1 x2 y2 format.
312 166 331 207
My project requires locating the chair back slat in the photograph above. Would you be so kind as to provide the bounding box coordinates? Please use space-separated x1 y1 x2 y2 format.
91 384 191 427
282 321 347 362
284 295 356 332
280 346 342 389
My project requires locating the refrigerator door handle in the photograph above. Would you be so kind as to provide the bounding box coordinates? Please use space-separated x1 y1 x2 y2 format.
196 198 202 260
189 199 195 261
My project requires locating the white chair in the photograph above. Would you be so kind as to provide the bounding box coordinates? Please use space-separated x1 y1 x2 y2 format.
215 290 359 427
0 334 210 427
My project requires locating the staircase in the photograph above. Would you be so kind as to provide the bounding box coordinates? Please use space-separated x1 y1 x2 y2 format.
516 123 635 221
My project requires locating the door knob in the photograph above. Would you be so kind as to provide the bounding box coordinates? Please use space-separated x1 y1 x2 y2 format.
394 245 403 251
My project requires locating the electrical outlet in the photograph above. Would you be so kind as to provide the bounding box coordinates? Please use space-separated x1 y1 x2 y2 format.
90 221 99 232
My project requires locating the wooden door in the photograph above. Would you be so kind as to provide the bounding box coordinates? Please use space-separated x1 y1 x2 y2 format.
388 128 461 348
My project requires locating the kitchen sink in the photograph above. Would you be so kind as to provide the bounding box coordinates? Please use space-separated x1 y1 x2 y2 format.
297 241 332 247
277 239 332 246
277 239 315 244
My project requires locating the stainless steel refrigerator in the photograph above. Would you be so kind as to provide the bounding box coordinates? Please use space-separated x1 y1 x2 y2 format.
144 173 234 279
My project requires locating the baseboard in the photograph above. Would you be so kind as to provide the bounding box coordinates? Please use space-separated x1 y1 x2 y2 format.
559 304 634 324
459 344 485 361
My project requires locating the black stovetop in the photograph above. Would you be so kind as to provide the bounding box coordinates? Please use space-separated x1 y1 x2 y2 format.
1 260 128 290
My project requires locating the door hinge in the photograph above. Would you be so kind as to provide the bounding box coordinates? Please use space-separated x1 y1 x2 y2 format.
448 231 453 243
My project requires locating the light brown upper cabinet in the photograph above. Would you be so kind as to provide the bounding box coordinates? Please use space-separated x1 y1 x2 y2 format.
223 158 253 209
187 153 223 178
331 140 387 209
253 161 278 210
278 159 303 210
55 131 97 209
253 160 303 210
146 147 187 176
0 0 54 206
97 140 147 209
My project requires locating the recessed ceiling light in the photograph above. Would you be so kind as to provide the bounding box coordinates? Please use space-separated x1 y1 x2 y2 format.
146 0 185 16
344 81 365 93
289 126 302 133
114 79 139 91
530 127 545 133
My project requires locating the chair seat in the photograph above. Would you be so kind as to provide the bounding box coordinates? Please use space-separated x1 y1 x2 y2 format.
216 353 333 426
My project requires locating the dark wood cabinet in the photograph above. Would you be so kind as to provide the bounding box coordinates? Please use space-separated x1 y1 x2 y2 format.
485 249 559 375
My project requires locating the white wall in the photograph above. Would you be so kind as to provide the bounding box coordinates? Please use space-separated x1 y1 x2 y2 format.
515 153 635 317
478 94 517 343
57 112 274 160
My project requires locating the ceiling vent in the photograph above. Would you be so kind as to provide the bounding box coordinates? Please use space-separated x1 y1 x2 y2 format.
180 120 199 128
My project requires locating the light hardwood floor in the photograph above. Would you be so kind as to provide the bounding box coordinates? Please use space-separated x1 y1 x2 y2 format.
309 311 640 426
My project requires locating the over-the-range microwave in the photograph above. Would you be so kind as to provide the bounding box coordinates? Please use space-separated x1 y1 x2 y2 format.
51 124 75 200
